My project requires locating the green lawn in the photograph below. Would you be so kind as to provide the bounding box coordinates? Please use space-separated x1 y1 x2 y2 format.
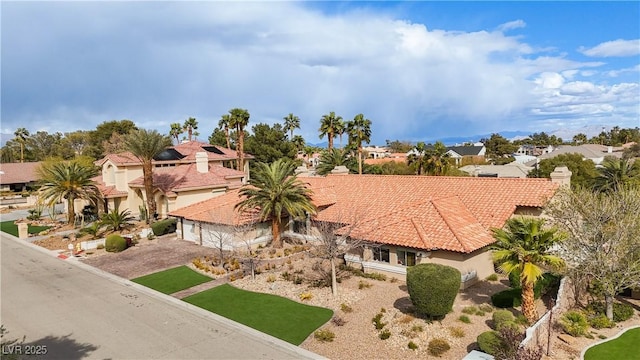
183 284 333 345
131 266 214 294
0 220 51 237
584 327 640 360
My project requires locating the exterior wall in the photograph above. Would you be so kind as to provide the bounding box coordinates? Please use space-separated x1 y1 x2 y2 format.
178 219 271 250
173 188 227 210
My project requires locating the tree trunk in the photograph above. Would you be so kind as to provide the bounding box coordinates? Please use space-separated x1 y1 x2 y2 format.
331 257 338 297
521 280 538 323
238 127 245 173
143 161 156 225
272 218 282 248
605 293 614 321
328 133 333 150
358 147 363 175
67 197 75 225
225 128 230 149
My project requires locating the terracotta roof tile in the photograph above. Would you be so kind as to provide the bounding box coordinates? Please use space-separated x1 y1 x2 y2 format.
0 162 42 185
128 163 245 193
169 189 257 225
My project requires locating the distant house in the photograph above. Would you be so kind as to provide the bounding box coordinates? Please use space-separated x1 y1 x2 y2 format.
169 172 566 287
446 145 486 165
93 141 253 219
459 162 533 178
0 162 41 192
537 144 624 165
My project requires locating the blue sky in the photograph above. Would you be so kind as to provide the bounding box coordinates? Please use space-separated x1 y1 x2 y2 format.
2 1 639 145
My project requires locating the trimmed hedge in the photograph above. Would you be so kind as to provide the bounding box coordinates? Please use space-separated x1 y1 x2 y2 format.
407 263 461 318
477 331 503 356
105 234 127 252
151 218 177 236
491 288 522 308
492 310 515 330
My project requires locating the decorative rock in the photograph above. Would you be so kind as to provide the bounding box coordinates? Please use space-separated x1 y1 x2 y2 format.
557 333 575 344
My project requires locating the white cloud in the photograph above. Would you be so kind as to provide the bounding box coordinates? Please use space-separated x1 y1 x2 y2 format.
579 39 640 57
497 20 526 32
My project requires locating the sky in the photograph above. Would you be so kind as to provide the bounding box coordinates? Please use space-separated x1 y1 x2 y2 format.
2 1 639 145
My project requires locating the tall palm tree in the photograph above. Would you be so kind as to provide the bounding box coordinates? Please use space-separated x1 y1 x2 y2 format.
407 142 428 175
319 112 342 150
218 114 232 149
228 108 250 172
346 113 372 175
14 128 30 163
283 113 301 139
594 157 640 193
236 159 317 248
335 118 346 149
37 160 100 225
169 123 183 144
124 129 172 224
315 148 355 175
425 141 451 176
491 217 565 323
183 117 199 142
291 135 305 153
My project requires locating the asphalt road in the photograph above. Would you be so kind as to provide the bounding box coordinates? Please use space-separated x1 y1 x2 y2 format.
1 233 322 360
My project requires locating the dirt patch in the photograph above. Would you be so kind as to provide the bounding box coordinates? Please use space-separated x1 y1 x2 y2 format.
80 235 219 279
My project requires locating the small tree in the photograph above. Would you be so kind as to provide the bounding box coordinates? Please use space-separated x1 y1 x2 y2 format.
100 209 136 232
407 263 461 319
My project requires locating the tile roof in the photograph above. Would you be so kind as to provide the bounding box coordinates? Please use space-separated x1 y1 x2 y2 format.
92 176 128 198
538 144 623 161
0 162 42 185
128 163 245 193
447 146 485 157
170 174 558 254
168 189 258 226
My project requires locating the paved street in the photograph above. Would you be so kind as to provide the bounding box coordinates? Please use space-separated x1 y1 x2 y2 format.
1 233 322 359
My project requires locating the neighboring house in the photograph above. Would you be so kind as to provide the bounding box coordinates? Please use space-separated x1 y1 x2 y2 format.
363 146 390 159
459 162 533 178
364 153 407 165
446 145 486 166
0 162 41 192
169 171 566 288
516 145 555 157
537 144 624 165
93 141 253 219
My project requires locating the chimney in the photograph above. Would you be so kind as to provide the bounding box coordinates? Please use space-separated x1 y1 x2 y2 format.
550 166 572 187
330 165 349 175
195 152 208 173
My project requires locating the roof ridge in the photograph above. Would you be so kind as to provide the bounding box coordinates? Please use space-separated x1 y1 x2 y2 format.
431 196 474 253
410 217 432 249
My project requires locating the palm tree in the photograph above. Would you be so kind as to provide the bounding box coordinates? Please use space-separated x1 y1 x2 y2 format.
100 209 136 232
425 141 451 176
407 142 428 175
319 112 342 150
37 160 100 225
316 148 355 175
283 113 301 139
218 114 232 149
183 117 199 142
594 157 640 193
236 159 317 248
335 118 346 148
572 133 587 145
291 135 305 153
169 123 183 144
491 217 565 323
124 129 172 224
346 114 372 175
14 128 30 163
228 108 250 172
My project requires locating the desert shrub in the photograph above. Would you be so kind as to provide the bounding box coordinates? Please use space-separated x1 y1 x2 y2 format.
475 310 486 316
96 243 105 250
479 304 494 313
314 329 335 342
299 292 313 301
372 313 386 330
449 326 465 338
491 288 522 308
105 234 127 252
363 272 387 281
150 218 177 236
559 310 588 337
398 314 415 324
427 338 451 357
379 329 391 340
266 274 276 283
458 315 471 324
100 209 136 232
331 316 346 326
589 314 615 329
358 280 372 289
411 325 423 332
407 341 418 350
492 310 515 330
497 320 521 332
406 263 461 318
477 331 503 356
340 303 353 313
462 306 478 315
486 273 499 281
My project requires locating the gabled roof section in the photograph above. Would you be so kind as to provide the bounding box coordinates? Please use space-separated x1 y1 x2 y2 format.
128 163 245 193
172 141 254 162
168 189 258 226
95 152 141 167
0 162 42 185
447 145 485 157
92 175 128 199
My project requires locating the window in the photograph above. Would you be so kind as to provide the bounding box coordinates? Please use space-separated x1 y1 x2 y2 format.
373 248 390 263
397 250 416 266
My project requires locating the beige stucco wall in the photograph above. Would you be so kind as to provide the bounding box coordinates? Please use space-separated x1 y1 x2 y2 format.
173 188 227 210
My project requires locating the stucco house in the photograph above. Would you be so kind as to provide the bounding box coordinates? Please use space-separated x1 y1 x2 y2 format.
168 170 567 287
93 141 253 219
0 162 41 193
537 144 624 165
459 162 534 178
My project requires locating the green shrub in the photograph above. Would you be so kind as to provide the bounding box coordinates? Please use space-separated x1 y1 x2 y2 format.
406 263 461 318
379 329 391 340
407 341 418 350
477 331 503 356
491 288 522 308
105 234 127 252
475 310 486 316
151 218 177 236
560 310 588 337
428 338 451 357
479 304 494 313
314 329 335 342
340 303 353 313
507 271 561 297
96 243 105 250
586 301 635 322
462 306 478 315
486 273 499 281
515 314 529 326
589 314 614 329
449 326 465 338
492 310 515 330
372 313 386 330
458 315 471 324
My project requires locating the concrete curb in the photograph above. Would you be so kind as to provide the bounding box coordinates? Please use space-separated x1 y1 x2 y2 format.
580 325 640 360
2 233 326 360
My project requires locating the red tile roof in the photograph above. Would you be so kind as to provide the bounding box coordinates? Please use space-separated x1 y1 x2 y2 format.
128 163 245 193
169 174 558 253
0 162 42 185
169 189 258 225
